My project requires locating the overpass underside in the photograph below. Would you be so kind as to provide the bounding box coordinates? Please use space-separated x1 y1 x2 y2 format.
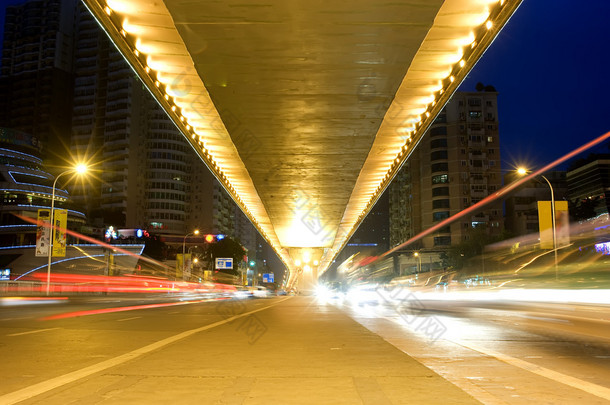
83 0 522 285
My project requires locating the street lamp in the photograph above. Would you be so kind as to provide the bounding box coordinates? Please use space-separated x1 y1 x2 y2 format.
517 168 558 279
414 251 422 274
182 229 199 278
46 164 88 295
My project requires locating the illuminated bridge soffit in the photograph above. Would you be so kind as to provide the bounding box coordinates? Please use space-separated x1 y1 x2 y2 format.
84 0 522 276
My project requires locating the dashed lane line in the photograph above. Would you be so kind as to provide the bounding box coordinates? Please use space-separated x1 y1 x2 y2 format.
7 327 60 337
117 316 142 322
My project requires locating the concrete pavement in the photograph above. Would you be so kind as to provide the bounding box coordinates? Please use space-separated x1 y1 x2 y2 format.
11 296 480 404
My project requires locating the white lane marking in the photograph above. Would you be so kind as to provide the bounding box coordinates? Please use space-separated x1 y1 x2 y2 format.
7 328 59 337
0 297 292 405
455 340 610 401
117 316 141 322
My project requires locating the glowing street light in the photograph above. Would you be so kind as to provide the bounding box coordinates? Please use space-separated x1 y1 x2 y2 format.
46 164 88 295
182 229 200 279
414 251 422 273
517 167 558 279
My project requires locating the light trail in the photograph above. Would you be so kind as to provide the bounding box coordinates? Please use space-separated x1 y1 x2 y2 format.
39 297 227 320
14 213 172 272
379 130 610 259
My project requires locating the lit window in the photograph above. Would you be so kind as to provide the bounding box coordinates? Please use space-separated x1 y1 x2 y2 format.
432 174 449 184
433 211 450 221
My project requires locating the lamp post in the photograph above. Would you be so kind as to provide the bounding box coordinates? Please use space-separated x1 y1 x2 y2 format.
517 168 558 279
182 229 199 278
540 175 559 280
414 251 422 274
46 164 88 295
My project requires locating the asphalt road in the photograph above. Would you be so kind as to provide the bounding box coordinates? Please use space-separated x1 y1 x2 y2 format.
1 293 609 404
341 292 610 404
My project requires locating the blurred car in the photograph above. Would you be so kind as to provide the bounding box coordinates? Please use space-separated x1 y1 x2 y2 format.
233 286 252 299
250 286 269 298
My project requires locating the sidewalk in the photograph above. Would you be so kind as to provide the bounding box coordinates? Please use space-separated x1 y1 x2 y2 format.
22 297 481 404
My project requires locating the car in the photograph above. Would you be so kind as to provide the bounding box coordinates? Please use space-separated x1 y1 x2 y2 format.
249 286 269 298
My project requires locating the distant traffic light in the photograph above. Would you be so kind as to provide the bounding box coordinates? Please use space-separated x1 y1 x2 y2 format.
205 234 226 243
249 260 256 267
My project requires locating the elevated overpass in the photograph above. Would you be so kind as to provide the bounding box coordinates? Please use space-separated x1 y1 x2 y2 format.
83 0 522 286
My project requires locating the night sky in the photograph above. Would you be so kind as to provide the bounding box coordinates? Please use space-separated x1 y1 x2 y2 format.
1 0 608 171
459 0 610 171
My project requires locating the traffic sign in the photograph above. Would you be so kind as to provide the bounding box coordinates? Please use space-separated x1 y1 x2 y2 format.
215 257 233 270
262 273 274 283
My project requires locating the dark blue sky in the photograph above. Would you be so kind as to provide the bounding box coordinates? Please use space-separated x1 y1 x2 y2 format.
460 0 610 171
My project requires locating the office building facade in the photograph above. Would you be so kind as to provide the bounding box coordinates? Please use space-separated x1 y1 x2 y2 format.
567 158 610 219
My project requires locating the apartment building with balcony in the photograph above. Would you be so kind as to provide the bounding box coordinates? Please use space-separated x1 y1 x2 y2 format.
69 3 256 245
389 88 503 250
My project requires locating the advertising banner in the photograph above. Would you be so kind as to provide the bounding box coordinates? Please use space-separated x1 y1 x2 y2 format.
176 254 184 279
538 201 569 249
35 209 50 257
52 209 68 257
538 201 553 249
555 201 570 247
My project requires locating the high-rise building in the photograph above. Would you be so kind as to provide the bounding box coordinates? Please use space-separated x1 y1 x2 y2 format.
69 4 258 244
0 0 77 167
389 88 503 250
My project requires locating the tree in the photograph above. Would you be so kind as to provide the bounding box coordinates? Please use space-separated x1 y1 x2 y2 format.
204 236 246 276
439 227 498 269
142 234 167 261
569 197 599 222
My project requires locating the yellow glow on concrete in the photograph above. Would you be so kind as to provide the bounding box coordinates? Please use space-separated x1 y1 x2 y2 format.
122 19 145 35
106 0 137 14
302 251 311 264
82 0 522 278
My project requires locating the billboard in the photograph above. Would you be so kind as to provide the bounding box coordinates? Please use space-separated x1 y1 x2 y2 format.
52 209 68 257
538 201 569 249
35 209 51 257
215 257 233 270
